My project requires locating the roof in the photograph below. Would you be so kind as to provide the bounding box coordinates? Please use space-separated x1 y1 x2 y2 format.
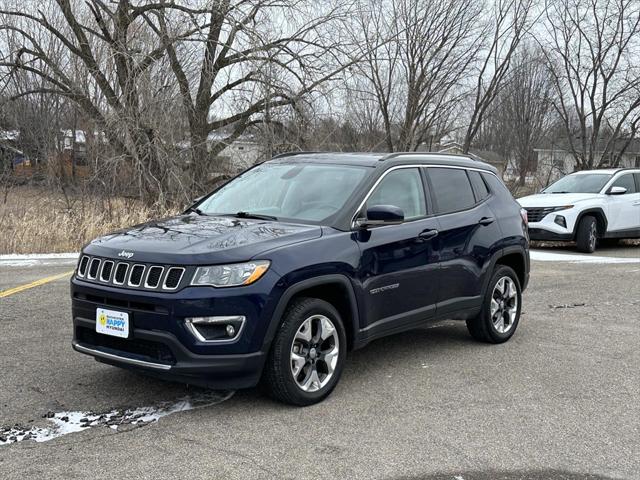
572 168 638 175
268 152 498 173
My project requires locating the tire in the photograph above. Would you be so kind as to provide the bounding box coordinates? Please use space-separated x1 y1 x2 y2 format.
576 215 598 253
262 297 347 406
466 265 522 344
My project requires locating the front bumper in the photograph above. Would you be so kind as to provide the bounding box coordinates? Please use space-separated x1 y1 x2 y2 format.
70 272 281 389
528 227 573 241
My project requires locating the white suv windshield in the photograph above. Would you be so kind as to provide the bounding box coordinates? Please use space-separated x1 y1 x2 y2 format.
198 162 369 223
543 173 612 194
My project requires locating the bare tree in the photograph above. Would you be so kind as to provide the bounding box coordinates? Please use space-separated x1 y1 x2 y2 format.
0 0 356 203
504 45 555 185
462 0 536 153
542 0 640 169
353 0 481 152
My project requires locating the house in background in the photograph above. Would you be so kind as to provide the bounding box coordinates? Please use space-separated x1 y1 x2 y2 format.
0 130 32 176
531 138 640 184
429 140 508 173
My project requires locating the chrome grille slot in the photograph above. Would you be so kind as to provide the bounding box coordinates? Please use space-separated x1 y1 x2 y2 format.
525 207 557 223
77 256 89 277
87 258 101 279
76 256 186 291
100 261 114 282
128 264 145 287
113 263 129 285
163 267 185 290
144 266 164 288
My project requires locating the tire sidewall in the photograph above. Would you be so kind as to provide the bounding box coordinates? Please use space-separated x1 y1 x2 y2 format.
272 299 347 405
484 266 522 343
577 216 598 253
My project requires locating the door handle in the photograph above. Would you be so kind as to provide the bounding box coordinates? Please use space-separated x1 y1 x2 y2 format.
478 216 495 226
418 229 438 240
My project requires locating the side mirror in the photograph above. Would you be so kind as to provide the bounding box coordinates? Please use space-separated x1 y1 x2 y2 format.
607 186 627 195
355 205 404 228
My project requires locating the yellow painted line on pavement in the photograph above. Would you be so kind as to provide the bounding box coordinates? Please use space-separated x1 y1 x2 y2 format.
0 270 74 298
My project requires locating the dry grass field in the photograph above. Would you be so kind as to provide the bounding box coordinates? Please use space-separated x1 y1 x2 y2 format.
0 186 175 254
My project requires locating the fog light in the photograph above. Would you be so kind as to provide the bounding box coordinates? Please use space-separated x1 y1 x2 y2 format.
184 316 245 343
554 215 566 228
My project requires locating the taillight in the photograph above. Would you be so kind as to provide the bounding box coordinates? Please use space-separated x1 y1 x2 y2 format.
520 208 528 226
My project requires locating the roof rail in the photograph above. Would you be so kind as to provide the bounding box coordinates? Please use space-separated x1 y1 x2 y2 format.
271 151 321 159
378 151 475 162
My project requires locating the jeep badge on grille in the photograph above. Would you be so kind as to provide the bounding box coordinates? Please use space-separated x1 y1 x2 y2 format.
118 250 134 259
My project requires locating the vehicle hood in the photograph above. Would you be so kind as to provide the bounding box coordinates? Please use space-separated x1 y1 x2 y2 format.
83 214 322 264
517 193 600 208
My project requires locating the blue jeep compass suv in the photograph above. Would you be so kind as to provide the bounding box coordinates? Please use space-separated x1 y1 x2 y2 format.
71 152 530 405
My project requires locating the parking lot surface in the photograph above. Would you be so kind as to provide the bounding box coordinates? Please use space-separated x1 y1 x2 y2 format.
1 247 639 480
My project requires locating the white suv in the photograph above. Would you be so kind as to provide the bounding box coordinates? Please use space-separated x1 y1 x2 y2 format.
518 169 640 253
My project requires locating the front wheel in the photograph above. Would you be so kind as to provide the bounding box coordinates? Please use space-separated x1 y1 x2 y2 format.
576 215 598 253
466 265 522 343
262 297 347 406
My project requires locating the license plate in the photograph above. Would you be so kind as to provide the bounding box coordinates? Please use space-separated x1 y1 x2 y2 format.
96 308 129 338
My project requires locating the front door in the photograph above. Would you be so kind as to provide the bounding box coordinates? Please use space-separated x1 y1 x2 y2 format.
355 167 440 332
605 173 640 233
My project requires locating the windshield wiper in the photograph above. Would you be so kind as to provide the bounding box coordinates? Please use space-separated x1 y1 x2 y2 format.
186 206 205 215
550 191 572 194
234 211 278 221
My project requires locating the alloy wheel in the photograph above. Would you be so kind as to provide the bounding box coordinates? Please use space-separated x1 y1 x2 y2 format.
588 222 597 250
490 277 518 334
290 314 340 392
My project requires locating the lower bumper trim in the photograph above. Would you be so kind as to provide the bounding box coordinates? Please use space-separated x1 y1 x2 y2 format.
73 341 172 370
528 228 573 241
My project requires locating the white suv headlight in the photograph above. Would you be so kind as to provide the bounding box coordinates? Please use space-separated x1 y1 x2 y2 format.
191 260 270 287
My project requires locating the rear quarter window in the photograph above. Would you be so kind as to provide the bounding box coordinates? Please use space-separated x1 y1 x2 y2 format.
481 172 514 200
468 170 490 201
428 168 476 214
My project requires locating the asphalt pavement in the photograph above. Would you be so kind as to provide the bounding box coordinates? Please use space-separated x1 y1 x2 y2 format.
0 246 639 480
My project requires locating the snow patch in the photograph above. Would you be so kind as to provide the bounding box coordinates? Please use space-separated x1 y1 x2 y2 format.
530 250 640 264
0 252 79 266
0 390 233 446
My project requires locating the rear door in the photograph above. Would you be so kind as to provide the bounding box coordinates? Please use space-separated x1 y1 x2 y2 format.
605 173 640 233
355 167 441 332
425 167 502 315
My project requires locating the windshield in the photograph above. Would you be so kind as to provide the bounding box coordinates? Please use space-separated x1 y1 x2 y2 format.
543 173 612 194
198 162 370 223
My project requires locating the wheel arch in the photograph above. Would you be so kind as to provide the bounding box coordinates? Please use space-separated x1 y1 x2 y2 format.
482 246 529 295
262 274 360 352
573 208 607 237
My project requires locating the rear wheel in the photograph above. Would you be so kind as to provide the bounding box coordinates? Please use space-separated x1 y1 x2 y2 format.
262 297 347 406
467 265 522 343
576 215 598 253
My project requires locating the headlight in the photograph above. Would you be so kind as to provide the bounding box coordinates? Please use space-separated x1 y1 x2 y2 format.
552 205 574 211
191 260 270 287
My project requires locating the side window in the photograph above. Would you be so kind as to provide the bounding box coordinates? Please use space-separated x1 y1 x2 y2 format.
428 168 476 214
366 168 427 219
612 174 637 194
635 173 640 191
468 170 490 201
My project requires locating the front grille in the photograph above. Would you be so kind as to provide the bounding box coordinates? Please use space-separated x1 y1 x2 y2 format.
113 263 128 284
163 267 184 290
76 255 186 292
128 265 145 286
76 327 175 364
144 266 163 288
524 207 559 223
88 258 101 279
100 261 114 282
73 292 168 314
78 256 89 277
